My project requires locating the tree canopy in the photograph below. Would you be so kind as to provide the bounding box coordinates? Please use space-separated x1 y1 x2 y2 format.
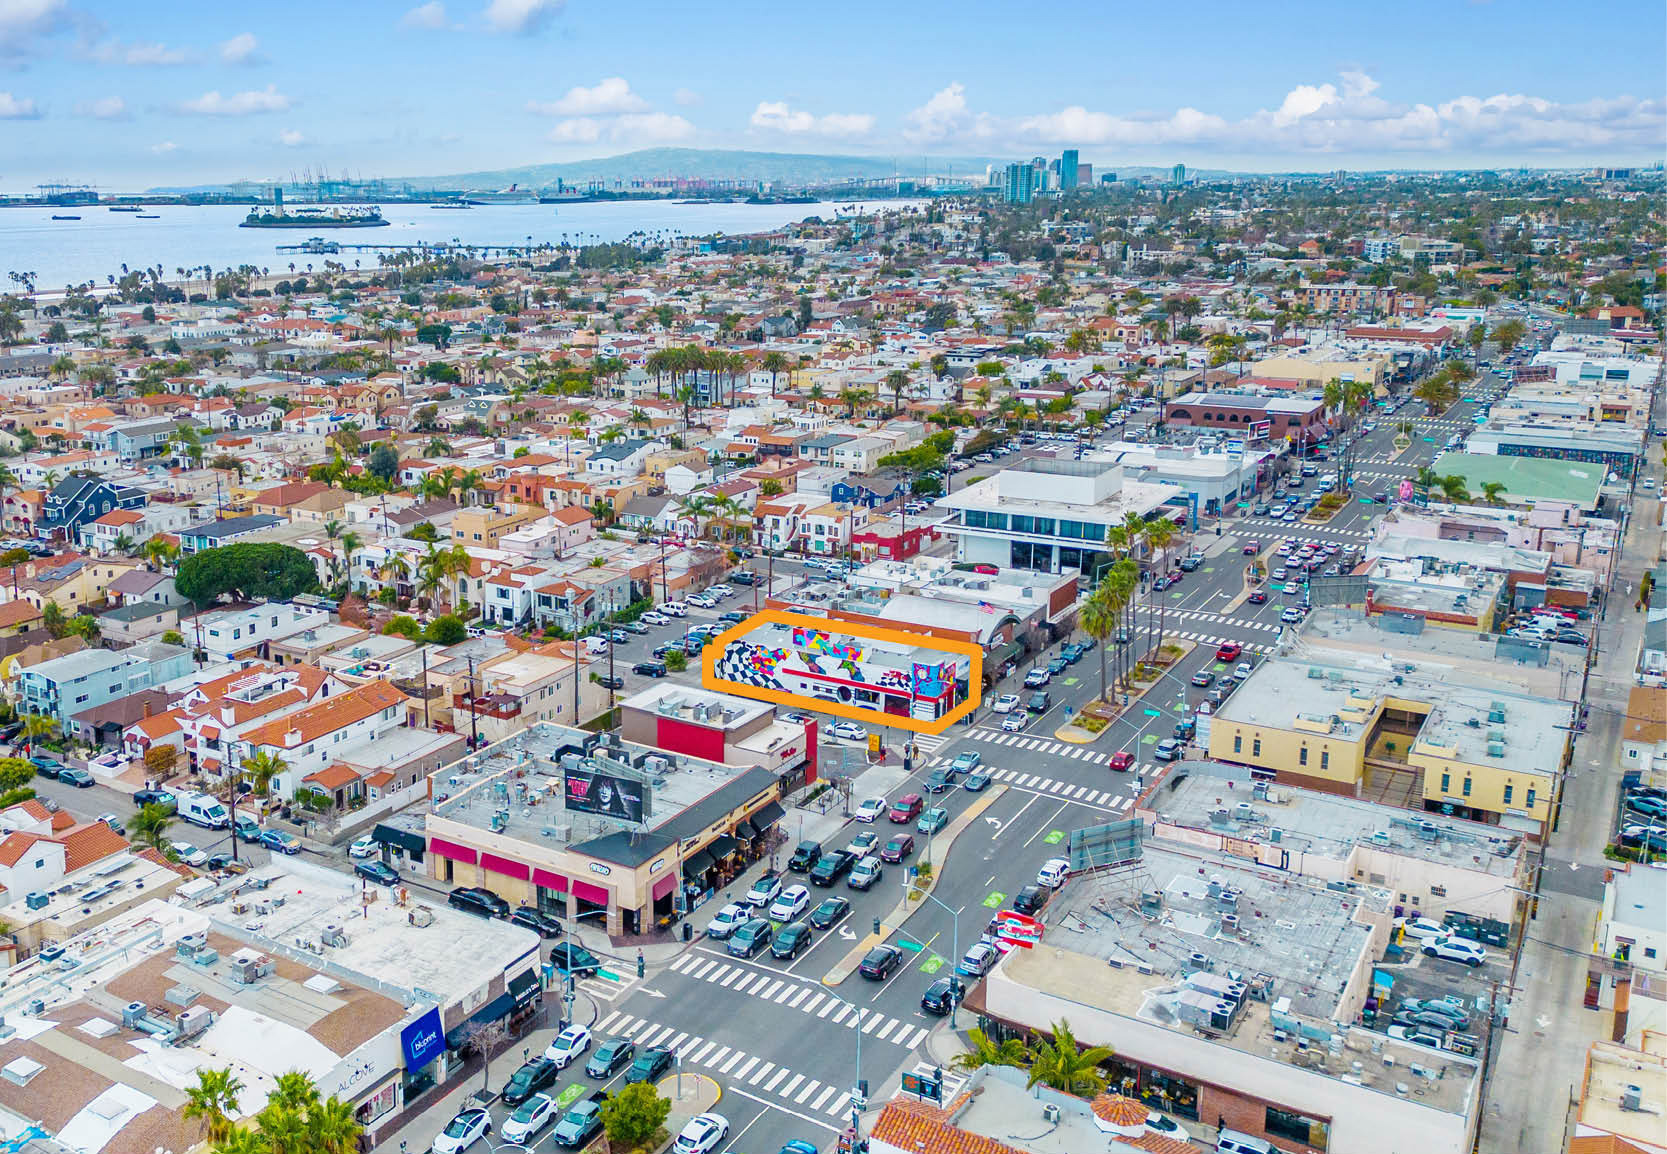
175 543 320 605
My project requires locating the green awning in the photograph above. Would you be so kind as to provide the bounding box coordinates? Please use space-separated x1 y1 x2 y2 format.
990 641 1024 667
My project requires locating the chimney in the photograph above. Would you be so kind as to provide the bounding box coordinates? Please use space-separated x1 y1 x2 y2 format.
283 728 303 749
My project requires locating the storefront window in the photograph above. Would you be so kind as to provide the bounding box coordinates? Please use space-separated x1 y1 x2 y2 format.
1105 1058 1199 1120
1266 1106 1330 1148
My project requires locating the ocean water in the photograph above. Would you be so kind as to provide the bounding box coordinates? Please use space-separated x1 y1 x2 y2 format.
0 199 909 293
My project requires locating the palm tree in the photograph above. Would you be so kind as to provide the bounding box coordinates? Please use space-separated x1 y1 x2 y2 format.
883 369 910 416
242 750 287 805
209 1126 267 1154
1480 481 1507 505
761 351 790 397
336 531 363 588
1438 474 1471 503
950 1028 1031 1074
21 712 59 757
1103 559 1140 690
676 494 710 540
1025 1019 1113 1098
1080 585 1120 704
269 1070 322 1115
304 1093 362 1154
183 1066 244 1144
130 803 174 850
63 614 101 644
1142 517 1178 654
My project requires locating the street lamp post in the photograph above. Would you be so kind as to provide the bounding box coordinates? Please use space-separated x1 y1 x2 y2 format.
914 889 963 1026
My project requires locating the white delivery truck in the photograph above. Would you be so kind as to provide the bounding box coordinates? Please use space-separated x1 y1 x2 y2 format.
177 791 231 830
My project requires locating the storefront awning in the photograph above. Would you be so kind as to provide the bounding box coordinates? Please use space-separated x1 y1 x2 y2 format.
708 835 739 860
508 968 541 1007
751 800 785 830
444 991 516 1048
373 823 425 855
683 848 715 875
990 641 1024 668
734 819 757 840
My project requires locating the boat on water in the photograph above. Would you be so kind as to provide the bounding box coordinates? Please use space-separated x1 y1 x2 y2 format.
50 214 80 221
136 214 161 219
430 199 479 209
241 205 388 229
108 205 142 213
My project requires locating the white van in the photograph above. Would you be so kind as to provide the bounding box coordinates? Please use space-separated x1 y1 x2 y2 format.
1216 1131 1277 1154
582 636 609 656
178 792 230 830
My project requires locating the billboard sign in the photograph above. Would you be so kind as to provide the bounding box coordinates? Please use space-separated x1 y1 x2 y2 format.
1250 420 1272 439
1225 439 1246 457
1067 819 1144 872
564 766 648 823
993 909 1044 949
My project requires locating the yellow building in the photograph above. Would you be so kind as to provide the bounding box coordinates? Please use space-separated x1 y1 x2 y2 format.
1207 652 1569 837
451 503 545 547
1252 351 1391 391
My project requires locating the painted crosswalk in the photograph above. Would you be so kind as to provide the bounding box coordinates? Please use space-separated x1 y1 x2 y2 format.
664 951 932 1052
1240 516 1373 540
578 970 638 1003
911 732 952 754
593 1009 855 1121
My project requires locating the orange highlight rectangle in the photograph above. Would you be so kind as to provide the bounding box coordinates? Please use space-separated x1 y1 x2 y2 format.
701 609 983 736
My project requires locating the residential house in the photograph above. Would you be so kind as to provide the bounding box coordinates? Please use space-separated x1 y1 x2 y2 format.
583 439 655 478
185 602 333 662
14 642 192 724
78 503 195 555
41 475 147 536
178 514 285 554
451 505 546 547
228 679 410 801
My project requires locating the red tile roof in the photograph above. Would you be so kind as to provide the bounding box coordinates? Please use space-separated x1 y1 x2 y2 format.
239 680 407 750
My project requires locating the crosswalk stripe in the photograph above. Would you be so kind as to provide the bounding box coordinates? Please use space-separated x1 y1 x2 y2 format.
774 984 795 1003
876 1019 900 1042
732 973 756 994
732 1055 757 1079
689 958 715 979
718 1050 743 1074
707 964 732 984
812 1086 838 1112
789 988 810 1008
862 1015 883 1034
641 1026 673 1048
831 1004 852 1024
802 992 824 1015
781 1072 804 1097
796 1078 821 1104
690 1041 716 1063
749 1062 775 1086
719 968 742 987
619 1018 647 1038
670 954 693 972
667 1031 689 1051
597 1010 623 1033
761 979 783 1000
765 1067 790 1092
818 998 838 1018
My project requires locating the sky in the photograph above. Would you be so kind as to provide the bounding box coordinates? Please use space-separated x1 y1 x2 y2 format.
1 0 1663 190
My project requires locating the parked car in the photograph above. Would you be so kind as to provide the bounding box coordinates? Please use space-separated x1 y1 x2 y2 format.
510 907 563 938
432 1108 491 1153
549 1091 609 1149
847 856 883 890
448 886 510 919
705 902 750 939
829 721 868 742
875 832 916 862
920 975 966 1016
956 942 1001 978
771 922 813 959
625 1048 674 1084
1190 670 1215 688
917 807 949 834
727 917 773 958
809 850 856 886
586 1036 635 1078
1423 936 1488 967
543 1025 592 1069
1153 739 1182 762
632 660 668 677
548 943 601 976
132 788 177 812
768 884 811 922
1398 917 1448 942
746 871 783 907
1037 858 1070 888
355 860 400 886
672 1112 729 1154
853 797 888 823
260 829 301 855
858 945 904 980
787 840 822 872
57 767 94 788
501 1057 560 1106
990 694 1022 714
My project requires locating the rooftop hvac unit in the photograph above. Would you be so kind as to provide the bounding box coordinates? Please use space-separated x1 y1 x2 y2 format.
1041 1103 1061 1123
1188 951 1212 971
121 1002 148 1029
320 924 350 948
1487 741 1506 758
174 1006 215 1042
24 892 47 911
1621 1084 1644 1112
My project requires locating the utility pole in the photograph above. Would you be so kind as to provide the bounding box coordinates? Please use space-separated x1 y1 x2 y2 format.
465 656 479 750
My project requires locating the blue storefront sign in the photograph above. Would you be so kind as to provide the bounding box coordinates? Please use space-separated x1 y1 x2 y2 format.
400 1006 445 1072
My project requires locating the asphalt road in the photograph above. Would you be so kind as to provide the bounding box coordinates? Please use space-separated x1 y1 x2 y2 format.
519 377 1539 1154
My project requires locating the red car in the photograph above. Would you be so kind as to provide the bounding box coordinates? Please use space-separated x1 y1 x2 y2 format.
888 793 924 823
1247 590 1268 605
1241 540 1261 555
1108 751 1135 772
1215 642 1243 661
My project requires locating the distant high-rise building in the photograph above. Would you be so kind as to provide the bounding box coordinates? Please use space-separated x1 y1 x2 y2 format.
1060 150 1079 192
1078 162 1092 186
1171 163 1187 187
1003 162 1037 204
1100 172 1118 185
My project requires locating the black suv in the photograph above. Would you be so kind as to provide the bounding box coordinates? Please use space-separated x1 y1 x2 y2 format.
510 907 563 938
447 886 510 919
132 788 177 812
787 840 822 872
1012 884 1050 916
921 975 966 1016
809 849 855 886
632 661 667 678
500 1057 559 1106
548 943 601 976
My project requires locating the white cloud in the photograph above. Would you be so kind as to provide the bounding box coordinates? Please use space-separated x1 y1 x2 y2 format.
910 72 1664 160
401 1 447 28
115 40 190 65
547 111 694 147
0 90 39 119
548 117 600 143
279 128 306 147
0 0 65 57
219 32 260 64
77 95 126 119
528 77 647 117
750 100 873 139
150 140 177 155
178 85 291 116
903 82 995 145
483 0 561 33
673 88 701 108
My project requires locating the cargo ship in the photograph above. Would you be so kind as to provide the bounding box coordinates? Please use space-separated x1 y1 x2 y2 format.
241 204 388 228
